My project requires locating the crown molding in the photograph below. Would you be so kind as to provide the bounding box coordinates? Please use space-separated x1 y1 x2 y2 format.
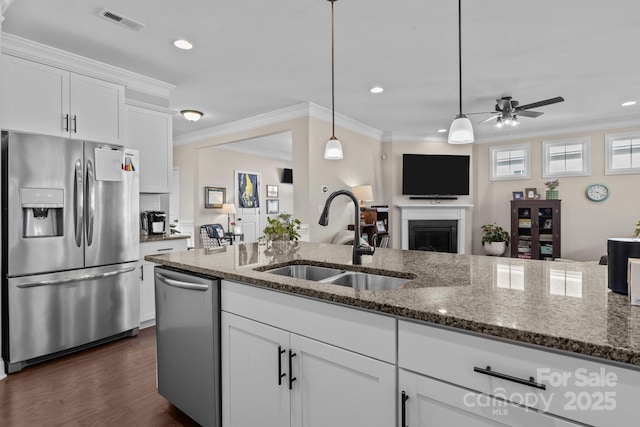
383 131 448 143
174 102 385 146
1 32 175 99
124 99 177 115
0 0 14 19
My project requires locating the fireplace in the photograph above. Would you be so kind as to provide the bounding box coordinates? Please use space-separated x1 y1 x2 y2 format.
398 204 472 254
409 220 457 253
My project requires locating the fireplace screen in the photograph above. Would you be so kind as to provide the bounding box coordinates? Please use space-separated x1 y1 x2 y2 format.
409 220 458 253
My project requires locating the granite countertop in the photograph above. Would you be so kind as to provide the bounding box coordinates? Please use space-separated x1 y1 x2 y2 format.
145 241 640 367
140 234 190 243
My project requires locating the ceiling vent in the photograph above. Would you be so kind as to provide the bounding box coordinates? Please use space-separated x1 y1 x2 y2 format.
98 8 145 31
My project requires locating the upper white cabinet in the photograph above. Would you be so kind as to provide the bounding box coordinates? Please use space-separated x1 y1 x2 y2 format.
125 105 173 193
1 54 124 143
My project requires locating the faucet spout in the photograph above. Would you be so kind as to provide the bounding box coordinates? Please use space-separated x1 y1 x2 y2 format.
318 190 375 265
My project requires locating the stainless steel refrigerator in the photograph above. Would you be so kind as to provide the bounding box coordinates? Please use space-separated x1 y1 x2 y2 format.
1 130 140 373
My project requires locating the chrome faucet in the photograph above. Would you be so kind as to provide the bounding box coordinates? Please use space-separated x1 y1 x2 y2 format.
319 190 375 265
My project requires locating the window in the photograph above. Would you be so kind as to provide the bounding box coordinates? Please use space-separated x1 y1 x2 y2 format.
605 132 640 175
542 137 591 178
490 143 530 181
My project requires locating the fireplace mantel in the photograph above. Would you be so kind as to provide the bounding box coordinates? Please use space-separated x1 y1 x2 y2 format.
397 204 473 253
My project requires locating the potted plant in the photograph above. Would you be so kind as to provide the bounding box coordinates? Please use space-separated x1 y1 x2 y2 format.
262 213 302 242
544 178 559 200
481 223 510 256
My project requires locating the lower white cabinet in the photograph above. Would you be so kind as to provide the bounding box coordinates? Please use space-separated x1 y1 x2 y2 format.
399 370 581 427
138 238 188 325
221 282 396 427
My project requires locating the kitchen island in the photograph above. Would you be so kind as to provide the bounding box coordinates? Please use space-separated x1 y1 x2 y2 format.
147 241 640 426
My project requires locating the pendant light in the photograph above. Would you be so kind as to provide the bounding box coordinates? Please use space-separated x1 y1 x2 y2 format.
448 0 474 144
324 0 343 160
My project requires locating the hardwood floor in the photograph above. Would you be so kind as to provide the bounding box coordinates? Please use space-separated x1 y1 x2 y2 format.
0 327 201 427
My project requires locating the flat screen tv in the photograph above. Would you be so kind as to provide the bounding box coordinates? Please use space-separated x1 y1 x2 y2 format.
402 154 470 196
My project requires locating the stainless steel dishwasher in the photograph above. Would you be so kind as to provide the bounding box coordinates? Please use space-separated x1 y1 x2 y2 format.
155 266 220 427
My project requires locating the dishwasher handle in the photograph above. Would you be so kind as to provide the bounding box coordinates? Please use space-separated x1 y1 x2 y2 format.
155 272 210 291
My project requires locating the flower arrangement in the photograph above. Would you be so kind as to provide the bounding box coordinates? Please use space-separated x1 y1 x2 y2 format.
544 179 559 190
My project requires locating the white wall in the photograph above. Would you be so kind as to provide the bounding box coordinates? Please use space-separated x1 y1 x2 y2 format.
472 126 640 261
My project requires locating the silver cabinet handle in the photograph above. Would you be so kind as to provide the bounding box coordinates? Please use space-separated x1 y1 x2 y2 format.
16 267 136 288
155 273 209 291
74 159 83 247
86 159 95 246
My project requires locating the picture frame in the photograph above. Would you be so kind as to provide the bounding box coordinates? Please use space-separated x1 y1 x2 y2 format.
266 184 279 198
236 171 260 208
376 220 387 233
512 191 524 200
524 188 537 200
266 199 279 214
204 186 225 208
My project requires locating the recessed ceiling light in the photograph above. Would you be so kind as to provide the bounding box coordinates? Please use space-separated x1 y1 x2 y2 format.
621 101 636 107
369 86 384 94
173 39 193 50
437 129 448 133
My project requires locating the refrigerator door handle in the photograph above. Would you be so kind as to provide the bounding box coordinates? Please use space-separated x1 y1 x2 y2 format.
74 158 84 247
86 159 95 246
155 273 210 291
15 267 137 288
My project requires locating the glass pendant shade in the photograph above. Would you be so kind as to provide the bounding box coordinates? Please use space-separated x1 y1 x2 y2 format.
324 136 343 160
448 114 474 144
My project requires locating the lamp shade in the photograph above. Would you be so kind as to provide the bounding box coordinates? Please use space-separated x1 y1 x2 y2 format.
324 136 343 160
448 114 474 144
221 203 236 214
352 185 373 202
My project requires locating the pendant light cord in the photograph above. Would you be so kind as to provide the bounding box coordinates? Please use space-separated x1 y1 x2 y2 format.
457 0 462 116
331 0 336 138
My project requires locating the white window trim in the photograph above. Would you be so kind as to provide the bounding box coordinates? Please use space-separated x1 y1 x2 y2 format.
605 131 640 175
490 143 530 181
542 137 591 178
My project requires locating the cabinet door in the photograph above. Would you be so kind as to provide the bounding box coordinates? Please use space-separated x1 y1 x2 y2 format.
399 370 581 427
125 105 173 192
1 54 70 136
139 261 156 324
290 334 395 427
222 312 290 427
70 73 124 143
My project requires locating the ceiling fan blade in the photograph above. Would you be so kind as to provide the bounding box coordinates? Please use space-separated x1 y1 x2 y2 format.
465 111 495 115
516 110 543 118
516 96 564 111
477 114 499 124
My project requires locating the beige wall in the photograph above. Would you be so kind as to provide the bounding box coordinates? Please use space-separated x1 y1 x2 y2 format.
381 140 474 253
174 116 381 243
472 126 640 261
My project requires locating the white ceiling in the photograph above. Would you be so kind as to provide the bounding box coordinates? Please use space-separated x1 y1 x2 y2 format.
4 0 640 144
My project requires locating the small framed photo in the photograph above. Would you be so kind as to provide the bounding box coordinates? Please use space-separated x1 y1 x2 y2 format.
205 186 225 208
512 191 524 200
266 184 279 198
266 199 279 214
524 188 537 200
376 220 387 233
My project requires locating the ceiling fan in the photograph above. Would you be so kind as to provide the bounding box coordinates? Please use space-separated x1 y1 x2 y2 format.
472 96 565 127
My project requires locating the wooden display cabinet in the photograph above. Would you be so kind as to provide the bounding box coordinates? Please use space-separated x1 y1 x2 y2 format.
510 200 561 260
348 207 390 247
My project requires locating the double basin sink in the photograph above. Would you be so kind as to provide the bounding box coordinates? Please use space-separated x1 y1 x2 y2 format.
262 264 411 291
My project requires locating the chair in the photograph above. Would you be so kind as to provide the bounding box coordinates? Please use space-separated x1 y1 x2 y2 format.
200 224 232 249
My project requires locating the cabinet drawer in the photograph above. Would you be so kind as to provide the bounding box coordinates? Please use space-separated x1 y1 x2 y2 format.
222 280 396 364
399 320 640 427
139 239 188 258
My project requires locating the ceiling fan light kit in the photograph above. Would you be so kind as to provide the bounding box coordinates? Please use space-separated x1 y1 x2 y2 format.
324 0 344 160
448 0 473 145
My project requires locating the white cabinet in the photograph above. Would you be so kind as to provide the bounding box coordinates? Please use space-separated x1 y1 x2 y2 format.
125 105 173 193
138 238 188 325
221 281 396 427
399 370 581 427
1 54 124 143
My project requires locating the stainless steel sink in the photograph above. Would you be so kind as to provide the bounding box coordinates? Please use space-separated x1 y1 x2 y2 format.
323 272 409 291
265 264 345 281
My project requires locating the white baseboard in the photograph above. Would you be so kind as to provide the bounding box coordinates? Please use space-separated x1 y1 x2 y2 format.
140 319 156 330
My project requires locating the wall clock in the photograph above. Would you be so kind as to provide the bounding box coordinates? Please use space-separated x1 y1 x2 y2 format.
585 183 610 202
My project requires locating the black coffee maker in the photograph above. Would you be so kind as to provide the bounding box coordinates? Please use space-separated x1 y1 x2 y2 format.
141 211 167 235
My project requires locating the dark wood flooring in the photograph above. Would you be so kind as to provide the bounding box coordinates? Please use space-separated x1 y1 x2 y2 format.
0 327 200 427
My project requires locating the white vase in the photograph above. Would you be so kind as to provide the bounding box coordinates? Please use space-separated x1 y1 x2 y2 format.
484 241 506 257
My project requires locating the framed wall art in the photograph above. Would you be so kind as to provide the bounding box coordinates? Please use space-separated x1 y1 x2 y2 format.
266 199 279 214
266 184 279 198
205 187 225 208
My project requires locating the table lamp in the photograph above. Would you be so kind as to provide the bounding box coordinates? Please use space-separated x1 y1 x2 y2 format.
352 185 373 222
221 203 236 232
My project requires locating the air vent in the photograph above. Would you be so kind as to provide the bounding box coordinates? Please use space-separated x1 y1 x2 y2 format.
99 8 145 31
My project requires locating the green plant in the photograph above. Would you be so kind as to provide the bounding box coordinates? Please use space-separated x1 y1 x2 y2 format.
633 218 640 238
481 223 510 245
262 213 302 241
544 178 559 190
